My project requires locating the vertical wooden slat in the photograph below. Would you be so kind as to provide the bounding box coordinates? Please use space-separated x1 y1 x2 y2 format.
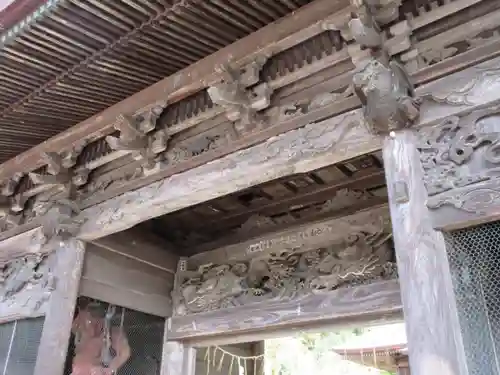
33 238 86 375
383 131 468 375
161 319 197 375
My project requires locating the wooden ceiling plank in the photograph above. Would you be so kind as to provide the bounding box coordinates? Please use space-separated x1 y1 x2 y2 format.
0 0 351 180
90 226 179 274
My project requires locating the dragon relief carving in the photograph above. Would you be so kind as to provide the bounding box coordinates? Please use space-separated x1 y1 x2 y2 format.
0 252 56 317
173 225 396 316
418 108 500 213
353 58 421 135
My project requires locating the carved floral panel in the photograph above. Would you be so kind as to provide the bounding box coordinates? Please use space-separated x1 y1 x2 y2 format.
418 106 500 228
0 251 56 321
172 216 397 316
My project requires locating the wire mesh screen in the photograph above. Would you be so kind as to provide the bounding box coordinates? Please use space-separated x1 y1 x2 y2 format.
117 308 164 375
65 298 164 375
444 221 500 375
0 317 45 375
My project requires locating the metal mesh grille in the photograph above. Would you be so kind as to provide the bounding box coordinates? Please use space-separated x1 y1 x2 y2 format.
444 222 500 375
65 298 164 375
0 317 45 375
117 308 164 375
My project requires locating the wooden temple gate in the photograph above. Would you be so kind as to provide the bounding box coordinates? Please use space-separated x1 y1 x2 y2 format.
1 0 500 374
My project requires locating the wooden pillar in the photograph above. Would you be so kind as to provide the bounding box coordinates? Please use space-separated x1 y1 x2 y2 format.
33 238 86 375
383 131 468 375
161 320 196 375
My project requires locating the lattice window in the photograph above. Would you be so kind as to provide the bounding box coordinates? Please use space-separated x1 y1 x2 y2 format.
445 222 500 375
0 317 45 375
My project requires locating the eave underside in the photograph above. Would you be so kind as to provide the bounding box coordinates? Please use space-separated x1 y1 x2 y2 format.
0 0 313 162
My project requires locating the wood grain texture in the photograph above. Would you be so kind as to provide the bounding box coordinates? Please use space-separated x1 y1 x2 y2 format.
33 238 86 375
167 280 402 341
79 244 173 317
0 227 46 263
72 55 500 242
189 205 389 267
78 110 381 241
90 227 178 273
383 131 468 375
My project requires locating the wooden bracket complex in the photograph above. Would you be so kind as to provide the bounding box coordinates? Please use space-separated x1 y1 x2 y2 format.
106 107 168 172
347 0 420 136
208 57 272 131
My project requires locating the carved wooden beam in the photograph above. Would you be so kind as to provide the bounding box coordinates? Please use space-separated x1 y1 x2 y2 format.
167 280 402 341
0 54 496 243
166 205 397 340
188 204 390 267
69 55 500 241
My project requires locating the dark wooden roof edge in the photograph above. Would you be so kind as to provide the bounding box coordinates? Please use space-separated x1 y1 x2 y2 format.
0 0 350 181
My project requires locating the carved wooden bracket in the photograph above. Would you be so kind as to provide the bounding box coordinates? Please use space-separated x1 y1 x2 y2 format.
353 58 421 135
208 57 272 131
106 109 167 172
29 152 89 191
34 198 84 241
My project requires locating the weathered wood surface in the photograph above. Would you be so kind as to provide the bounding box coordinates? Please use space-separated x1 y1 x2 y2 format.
0 227 57 323
415 104 500 231
72 55 500 241
383 131 468 375
33 238 86 375
167 280 402 340
90 227 178 273
79 244 173 317
0 227 46 262
0 0 351 182
189 205 389 267
161 324 197 375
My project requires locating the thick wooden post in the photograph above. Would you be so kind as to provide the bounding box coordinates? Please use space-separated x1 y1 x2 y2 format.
383 131 468 375
33 238 86 375
161 320 196 375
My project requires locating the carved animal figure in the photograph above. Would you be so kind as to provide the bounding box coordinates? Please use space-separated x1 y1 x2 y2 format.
353 59 421 135
179 264 247 313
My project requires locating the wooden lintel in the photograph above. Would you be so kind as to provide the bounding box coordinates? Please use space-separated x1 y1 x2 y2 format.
0 0 351 181
188 204 389 267
90 226 178 274
167 280 402 341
